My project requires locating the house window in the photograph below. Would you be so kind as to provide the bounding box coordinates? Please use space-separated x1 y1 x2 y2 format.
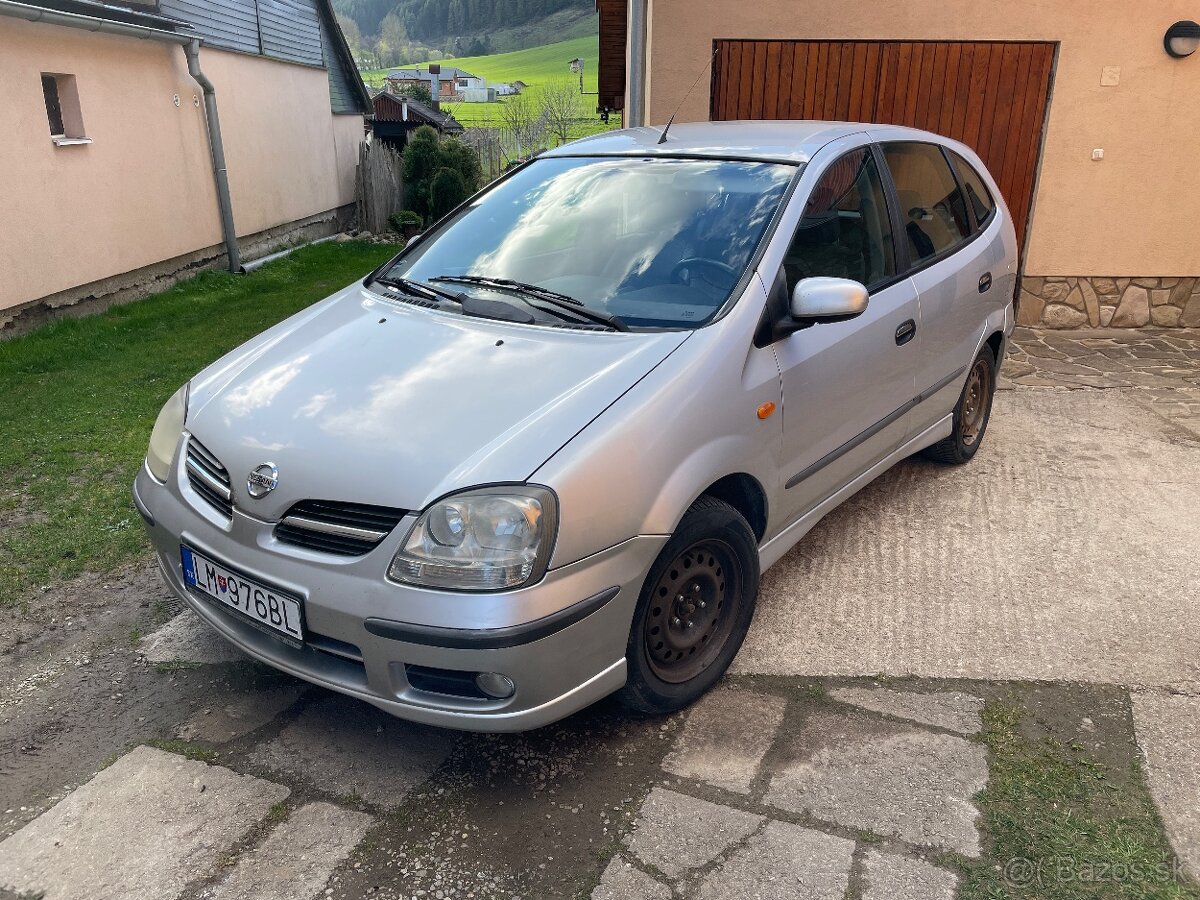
41 73 89 145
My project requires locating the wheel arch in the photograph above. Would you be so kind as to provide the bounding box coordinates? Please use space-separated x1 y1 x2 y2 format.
985 329 1004 363
698 472 768 544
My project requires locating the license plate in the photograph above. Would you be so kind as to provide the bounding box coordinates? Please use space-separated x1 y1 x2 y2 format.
180 546 304 643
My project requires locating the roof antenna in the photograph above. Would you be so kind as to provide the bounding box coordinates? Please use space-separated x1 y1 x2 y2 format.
657 45 719 145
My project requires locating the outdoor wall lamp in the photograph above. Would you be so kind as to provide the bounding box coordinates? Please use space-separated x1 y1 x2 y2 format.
1164 20 1200 58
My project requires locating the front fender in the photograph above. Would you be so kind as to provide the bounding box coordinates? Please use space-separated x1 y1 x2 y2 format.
533 299 783 570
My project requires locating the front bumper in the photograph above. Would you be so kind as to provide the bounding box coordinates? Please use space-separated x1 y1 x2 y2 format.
134 458 666 731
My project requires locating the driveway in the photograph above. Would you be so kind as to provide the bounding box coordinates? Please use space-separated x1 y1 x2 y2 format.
1 328 1198 900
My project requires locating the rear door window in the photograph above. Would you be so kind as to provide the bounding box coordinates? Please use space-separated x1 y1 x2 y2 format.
949 150 996 230
881 143 971 264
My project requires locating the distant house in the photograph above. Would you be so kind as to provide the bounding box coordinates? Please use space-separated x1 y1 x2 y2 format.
1 0 370 330
492 82 520 96
386 66 484 101
371 91 464 148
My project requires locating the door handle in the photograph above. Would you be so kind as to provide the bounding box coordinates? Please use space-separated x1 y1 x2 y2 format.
978 272 993 293
895 319 917 346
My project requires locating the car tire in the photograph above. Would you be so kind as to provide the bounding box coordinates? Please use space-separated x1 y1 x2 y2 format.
618 496 759 716
922 346 997 465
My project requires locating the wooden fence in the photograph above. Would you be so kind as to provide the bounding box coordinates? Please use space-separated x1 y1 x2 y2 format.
355 140 405 234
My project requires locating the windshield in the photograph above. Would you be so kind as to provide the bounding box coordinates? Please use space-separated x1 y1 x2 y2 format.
379 155 797 329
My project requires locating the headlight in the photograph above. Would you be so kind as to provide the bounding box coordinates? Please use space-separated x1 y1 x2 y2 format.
145 384 188 482
388 486 558 591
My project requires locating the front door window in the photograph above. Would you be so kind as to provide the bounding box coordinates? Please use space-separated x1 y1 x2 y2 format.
783 148 896 291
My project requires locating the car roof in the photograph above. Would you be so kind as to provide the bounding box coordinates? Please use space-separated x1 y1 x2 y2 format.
543 120 943 164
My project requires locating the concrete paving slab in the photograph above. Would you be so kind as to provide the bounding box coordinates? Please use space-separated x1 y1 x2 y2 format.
765 709 987 857
830 687 982 735
0 745 288 900
206 802 373 900
140 611 246 665
591 855 671 900
861 849 958 900
695 820 853 900
736 390 1200 689
661 687 786 793
624 787 764 879
175 686 304 744
249 693 455 809
1132 691 1200 880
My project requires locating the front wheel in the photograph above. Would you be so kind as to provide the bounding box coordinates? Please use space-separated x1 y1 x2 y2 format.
922 346 997 465
619 497 759 715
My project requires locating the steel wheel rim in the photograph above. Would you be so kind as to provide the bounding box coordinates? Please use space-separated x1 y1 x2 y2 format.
961 358 991 446
643 539 741 684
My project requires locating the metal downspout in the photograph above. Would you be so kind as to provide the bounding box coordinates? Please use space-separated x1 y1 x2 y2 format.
0 0 240 272
626 0 648 127
183 39 240 271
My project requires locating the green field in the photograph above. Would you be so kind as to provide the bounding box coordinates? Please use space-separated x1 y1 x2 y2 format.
361 35 618 141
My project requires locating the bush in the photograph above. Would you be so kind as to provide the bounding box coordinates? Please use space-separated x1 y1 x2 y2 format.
437 138 482 194
401 126 483 223
429 168 470 221
388 210 424 234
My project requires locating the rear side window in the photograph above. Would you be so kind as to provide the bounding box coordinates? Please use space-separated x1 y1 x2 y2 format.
782 147 896 291
949 151 995 229
881 143 970 263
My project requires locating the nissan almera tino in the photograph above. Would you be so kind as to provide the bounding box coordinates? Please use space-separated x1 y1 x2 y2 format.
134 122 1016 731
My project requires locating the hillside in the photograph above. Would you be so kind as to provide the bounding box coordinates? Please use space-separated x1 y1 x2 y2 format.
333 0 593 55
363 34 617 139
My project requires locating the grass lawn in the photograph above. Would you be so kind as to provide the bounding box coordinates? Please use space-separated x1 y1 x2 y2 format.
361 35 620 141
961 686 1199 900
0 241 396 608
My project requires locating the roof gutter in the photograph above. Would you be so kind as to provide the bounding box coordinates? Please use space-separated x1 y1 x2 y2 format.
0 0 241 271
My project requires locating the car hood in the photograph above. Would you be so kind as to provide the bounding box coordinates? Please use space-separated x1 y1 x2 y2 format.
185 284 688 519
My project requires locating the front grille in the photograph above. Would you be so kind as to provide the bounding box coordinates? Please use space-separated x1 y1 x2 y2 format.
275 499 407 556
185 438 232 518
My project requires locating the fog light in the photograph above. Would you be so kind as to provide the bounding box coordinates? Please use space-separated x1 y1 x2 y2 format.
474 672 515 699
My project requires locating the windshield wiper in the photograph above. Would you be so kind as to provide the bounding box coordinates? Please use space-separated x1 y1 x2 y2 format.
430 275 630 332
372 275 464 305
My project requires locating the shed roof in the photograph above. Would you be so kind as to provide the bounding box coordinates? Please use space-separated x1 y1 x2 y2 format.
372 90 464 133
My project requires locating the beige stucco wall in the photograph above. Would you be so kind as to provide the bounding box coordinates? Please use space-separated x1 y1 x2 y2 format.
0 19 363 313
642 0 1200 277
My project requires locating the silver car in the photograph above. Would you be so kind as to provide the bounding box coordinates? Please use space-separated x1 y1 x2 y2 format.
134 122 1015 731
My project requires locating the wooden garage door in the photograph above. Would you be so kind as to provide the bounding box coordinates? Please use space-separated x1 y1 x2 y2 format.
711 40 1055 252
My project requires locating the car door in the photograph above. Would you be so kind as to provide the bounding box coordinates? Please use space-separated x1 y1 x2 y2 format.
769 143 922 525
878 141 1001 433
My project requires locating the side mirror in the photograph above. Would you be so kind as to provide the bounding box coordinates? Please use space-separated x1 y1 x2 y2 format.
791 277 869 323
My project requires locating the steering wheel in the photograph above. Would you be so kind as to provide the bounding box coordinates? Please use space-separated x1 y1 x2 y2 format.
670 257 739 289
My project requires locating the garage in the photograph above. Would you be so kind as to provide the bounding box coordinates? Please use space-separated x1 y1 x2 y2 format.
710 40 1056 254
598 0 1200 329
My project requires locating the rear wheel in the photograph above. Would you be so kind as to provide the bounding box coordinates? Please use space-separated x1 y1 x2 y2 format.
922 347 997 465
619 497 759 715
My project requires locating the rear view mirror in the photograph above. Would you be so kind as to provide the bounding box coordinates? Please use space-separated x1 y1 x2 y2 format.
791 277 869 323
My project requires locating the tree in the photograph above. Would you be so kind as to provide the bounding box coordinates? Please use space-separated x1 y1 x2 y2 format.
394 83 434 106
540 77 582 146
379 12 408 54
335 13 363 55
498 91 544 159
